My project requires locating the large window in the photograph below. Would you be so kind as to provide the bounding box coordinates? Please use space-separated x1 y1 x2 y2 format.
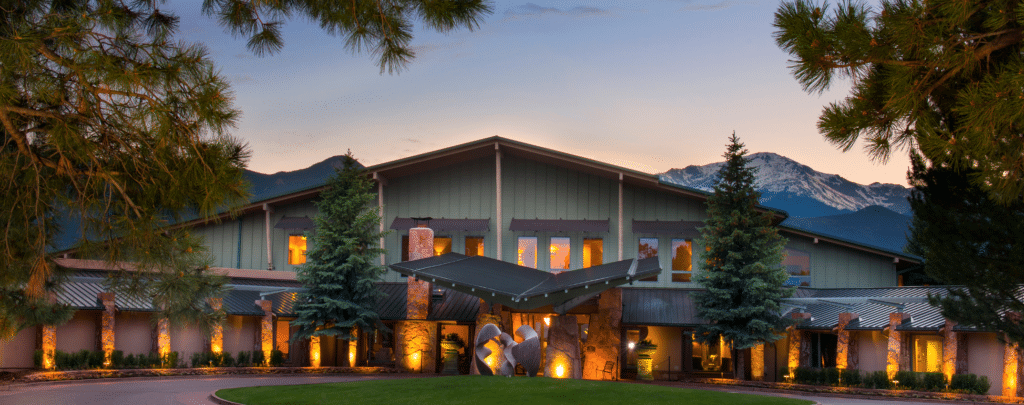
638 238 659 281
582 238 603 268
783 248 811 286
465 237 484 257
518 237 537 268
671 239 692 282
550 237 571 270
809 332 838 368
433 237 452 256
913 335 943 373
288 235 307 265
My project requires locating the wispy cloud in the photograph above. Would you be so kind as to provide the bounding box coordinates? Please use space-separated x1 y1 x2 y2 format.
503 3 612 20
681 1 750 12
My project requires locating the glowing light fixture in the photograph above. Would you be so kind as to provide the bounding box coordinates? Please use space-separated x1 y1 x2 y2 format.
555 364 565 378
628 342 635 350
544 317 551 327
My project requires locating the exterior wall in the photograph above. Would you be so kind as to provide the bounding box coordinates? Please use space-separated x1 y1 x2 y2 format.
854 330 888 373
115 312 154 355
0 326 37 368
171 324 207 367
56 310 98 353
625 185 707 288
646 326 683 375
381 156 496 281
966 332 1003 395
222 315 258 355
784 234 897 288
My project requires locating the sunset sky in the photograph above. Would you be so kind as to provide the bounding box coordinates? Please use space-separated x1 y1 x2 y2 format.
168 0 912 186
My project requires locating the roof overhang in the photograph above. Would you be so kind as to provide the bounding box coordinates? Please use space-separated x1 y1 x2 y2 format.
389 253 661 313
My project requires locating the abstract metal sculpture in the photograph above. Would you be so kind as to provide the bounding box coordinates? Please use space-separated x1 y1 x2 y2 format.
473 323 541 377
474 323 501 376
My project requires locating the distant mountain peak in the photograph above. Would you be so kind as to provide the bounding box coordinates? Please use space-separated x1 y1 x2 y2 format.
661 153 912 218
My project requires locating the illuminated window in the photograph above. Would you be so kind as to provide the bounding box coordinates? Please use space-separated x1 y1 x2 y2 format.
517 237 537 268
913 335 943 373
638 238 659 281
783 248 811 286
288 235 307 265
582 239 602 268
433 237 452 256
550 237 571 270
671 239 692 282
465 237 484 257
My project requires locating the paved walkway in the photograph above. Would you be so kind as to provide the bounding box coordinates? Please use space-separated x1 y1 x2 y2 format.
0 374 986 405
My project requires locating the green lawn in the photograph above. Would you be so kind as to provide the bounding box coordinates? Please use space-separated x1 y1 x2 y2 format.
215 376 815 405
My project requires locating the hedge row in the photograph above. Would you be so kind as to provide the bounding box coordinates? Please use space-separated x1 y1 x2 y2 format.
783 367 991 395
33 349 285 370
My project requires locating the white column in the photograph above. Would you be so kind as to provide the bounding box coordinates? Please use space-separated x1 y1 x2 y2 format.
618 173 623 261
495 144 503 261
263 203 273 270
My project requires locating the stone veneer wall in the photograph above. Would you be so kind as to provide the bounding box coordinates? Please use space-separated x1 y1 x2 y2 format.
582 288 621 380
545 315 581 379
397 320 437 373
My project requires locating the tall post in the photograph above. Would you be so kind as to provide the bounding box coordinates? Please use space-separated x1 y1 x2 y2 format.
545 315 582 379
99 292 116 366
582 288 622 380
836 312 858 370
401 224 436 373
786 312 810 378
375 172 386 266
156 317 170 358
1004 340 1020 398
257 299 274 363
40 325 56 369
751 343 765 381
942 319 958 385
886 312 908 379
617 173 623 261
208 298 223 354
309 335 321 367
495 144 502 261
263 203 274 270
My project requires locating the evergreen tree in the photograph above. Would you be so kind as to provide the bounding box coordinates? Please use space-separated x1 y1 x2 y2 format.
694 134 792 352
291 154 388 343
906 155 1024 345
1 0 492 338
774 0 1024 203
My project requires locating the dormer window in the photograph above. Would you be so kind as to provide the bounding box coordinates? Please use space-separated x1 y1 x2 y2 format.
288 235 307 265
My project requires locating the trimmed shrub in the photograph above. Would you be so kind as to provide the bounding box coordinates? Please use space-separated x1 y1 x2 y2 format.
221 351 235 367
236 351 251 367
839 368 861 387
146 352 161 368
75 350 91 369
949 374 992 395
822 367 840 386
975 375 992 395
123 353 136 369
793 367 822 385
252 350 266 367
89 350 105 368
894 370 920 390
921 372 946 391
111 350 124 369
162 351 179 368
269 350 284 367
33 350 43 369
778 366 790 381
865 370 891 389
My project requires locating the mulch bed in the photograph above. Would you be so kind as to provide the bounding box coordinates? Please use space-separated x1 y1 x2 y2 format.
8 366 403 383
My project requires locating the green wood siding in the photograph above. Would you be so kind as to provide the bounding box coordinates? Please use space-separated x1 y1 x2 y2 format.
623 183 708 288
782 233 897 288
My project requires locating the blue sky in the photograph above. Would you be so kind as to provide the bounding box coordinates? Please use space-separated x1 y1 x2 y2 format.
169 0 912 186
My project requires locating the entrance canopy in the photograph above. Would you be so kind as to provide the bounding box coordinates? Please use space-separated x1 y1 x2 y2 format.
389 253 661 313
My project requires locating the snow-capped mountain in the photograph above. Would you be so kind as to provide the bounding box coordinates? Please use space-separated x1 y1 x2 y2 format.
660 152 912 218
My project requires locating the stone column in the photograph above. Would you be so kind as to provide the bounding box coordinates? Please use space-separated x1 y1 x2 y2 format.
942 319 958 383
309 335 321 367
208 298 223 354
545 315 581 379
256 299 274 362
99 292 116 366
582 288 621 381
406 226 433 320
786 312 810 377
836 312 858 370
156 317 170 358
886 312 908 379
751 344 765 381
397 320 437 373
39 325 56 369
1004 340 1020 398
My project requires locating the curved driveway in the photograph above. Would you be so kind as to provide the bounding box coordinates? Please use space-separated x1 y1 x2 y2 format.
0 374 977 405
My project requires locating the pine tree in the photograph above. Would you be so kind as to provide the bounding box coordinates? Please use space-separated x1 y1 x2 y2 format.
291 154 388 343
1 0 492 338
694 134 792 353
774 0 1024 203
906 155 1024 345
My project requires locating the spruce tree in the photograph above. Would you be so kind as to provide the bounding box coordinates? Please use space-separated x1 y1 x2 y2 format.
906 155 1024 345
291 154 388 343
694 134 792 353
774 0 1024 203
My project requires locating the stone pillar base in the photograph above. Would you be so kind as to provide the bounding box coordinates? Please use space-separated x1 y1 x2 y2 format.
397 320 437 373
545 315 581 379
